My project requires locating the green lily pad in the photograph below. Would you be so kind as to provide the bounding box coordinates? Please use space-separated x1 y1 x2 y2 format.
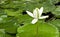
42 2 56 12
52 6 60 15
17 21 59 37
59 32 60 37
5 18 19 34
0 29 16 37
4 9 22 17
38 22 59 37
0 29 5 37
17 14 33 24
5 33 16 37
0 16 19 34
48 19 60 31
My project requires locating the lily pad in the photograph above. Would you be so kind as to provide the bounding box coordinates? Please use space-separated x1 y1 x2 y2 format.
0 29 5 37
47 19 60 31
4 9 22 17
52 6 60 15
5 18 19 34
0 16 19 34
5 33 16 37
17 21 59 37
17 14 33 24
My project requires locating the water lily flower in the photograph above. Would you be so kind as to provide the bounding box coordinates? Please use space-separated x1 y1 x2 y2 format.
26 7 49 24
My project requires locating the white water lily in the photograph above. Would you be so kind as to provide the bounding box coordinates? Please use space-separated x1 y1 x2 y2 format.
26 7 49 24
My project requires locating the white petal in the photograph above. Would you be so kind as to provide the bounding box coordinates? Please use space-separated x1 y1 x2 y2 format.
26 11 34 18
39 15 49 19
31 19 38 24
39 7 43 17
33 8 39 18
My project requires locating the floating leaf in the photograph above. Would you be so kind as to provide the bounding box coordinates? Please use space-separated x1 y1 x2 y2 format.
52 6 60 15
0 29 5 37
17 21 59 37
47 19 60 31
